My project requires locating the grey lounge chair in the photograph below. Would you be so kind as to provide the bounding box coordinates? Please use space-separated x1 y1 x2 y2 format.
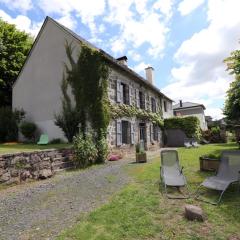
184 139 192 148
160 150 189 199
196 150 240 205
192 139 200 148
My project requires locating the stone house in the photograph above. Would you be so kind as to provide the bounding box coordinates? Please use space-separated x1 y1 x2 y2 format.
13 16 173 151
173 100 208 131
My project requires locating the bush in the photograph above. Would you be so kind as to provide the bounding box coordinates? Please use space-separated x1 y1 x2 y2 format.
73 132 98 168
20 121 37 141
202 127 227 143
96 131 109 164
164 116 201 139
0 107 25 142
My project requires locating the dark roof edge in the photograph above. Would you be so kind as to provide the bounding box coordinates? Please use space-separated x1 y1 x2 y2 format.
14 16 173 102
173 104 206 111
49 17 173 102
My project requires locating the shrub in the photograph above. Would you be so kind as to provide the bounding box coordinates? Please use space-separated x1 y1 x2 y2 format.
73 132 98 168
20 121 37 141
202 127 227 143
0 107 25 142
96 131 109 164
164 116 201 139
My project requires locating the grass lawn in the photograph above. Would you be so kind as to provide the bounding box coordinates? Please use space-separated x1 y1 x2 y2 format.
58 143 240 240
0 143 72 154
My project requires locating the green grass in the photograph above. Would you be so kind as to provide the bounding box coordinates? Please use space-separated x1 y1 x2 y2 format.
0 143 71 154
58 143 240 240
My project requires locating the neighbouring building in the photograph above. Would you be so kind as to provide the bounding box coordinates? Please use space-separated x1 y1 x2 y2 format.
173 100 208 131
13 16 173 152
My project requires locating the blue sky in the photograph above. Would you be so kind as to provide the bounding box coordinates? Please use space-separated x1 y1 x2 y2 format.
0 0 239 119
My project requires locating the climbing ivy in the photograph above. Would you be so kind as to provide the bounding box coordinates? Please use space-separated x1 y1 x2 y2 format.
56 42 110 163
110 104 164 128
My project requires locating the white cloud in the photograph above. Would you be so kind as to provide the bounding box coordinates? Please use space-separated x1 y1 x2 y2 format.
132 61 150 74
178 0 205 16
205 107 224 120
57 14 77 30
37 0 106 36
164 0 240 119
128 50 142 62
0 10 41 36
153 0 174 20
106 0 171 58
0 0 32 13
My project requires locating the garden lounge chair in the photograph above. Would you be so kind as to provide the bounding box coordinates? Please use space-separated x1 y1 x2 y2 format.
37 134 49 145
195 150 240 205
192 139 200 148
184 139 192 148
160 150 189 199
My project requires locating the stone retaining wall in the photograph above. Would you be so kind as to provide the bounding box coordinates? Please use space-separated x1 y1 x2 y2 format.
0 148 74 184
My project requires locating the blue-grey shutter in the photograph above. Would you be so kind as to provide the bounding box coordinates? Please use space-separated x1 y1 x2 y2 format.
157 126 161 142
116 120 122 146
136 89 140 108
116 80 122 103
129 85 133 105
130 122 135 144
150 123 154 142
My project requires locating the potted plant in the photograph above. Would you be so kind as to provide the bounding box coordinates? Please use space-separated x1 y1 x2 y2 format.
135 143 147 163
199 153 220 171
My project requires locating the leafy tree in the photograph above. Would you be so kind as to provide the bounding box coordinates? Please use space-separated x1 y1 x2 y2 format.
224 48 240 122
0 19 33 107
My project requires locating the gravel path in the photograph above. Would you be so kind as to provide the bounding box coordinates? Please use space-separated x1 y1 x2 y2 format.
0 159 133 240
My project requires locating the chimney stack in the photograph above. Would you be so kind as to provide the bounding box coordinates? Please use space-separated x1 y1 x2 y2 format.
179 100 183 107
145 66 154 85
116 56 128 66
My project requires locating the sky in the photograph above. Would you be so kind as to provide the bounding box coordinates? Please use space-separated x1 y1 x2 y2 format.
0 0 239 119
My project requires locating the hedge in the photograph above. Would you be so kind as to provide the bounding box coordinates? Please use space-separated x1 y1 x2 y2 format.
164 116 201 139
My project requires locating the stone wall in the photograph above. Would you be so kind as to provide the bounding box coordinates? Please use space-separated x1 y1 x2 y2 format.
0 148 74 184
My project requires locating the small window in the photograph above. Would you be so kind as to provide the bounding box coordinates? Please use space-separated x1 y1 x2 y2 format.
151 97 156 113
121 83 129 105
139 91 145 109
163 100 167 112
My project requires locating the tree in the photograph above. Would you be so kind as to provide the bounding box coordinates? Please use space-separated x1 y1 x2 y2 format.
224 48 240 122
0 19 33 107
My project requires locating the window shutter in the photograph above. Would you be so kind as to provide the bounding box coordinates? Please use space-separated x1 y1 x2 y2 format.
116 80 122 103
116 120 122 146
157 126 161 142
129 85 133 105
150 123 154 141
125 84 129 105
136 89 140 108
130 122 135 144
143 93 146 109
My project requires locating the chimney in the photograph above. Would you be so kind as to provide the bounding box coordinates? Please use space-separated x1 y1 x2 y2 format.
179 100 183 107
116 56 128 66
145 66 154 85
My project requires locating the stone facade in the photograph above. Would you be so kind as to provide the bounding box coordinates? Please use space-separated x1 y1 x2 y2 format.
0 148 74 184
107 67 171 153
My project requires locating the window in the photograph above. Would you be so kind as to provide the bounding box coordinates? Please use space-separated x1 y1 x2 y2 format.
163 100 167 112
116 120 134 146
139 91 145 109
151 97 156 113
122 121 130 144
121 83 129 105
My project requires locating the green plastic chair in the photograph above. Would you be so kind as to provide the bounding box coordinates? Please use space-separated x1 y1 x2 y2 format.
37 134 49 145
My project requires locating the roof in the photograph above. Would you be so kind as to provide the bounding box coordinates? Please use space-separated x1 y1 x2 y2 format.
173 102 206 110
14 16 173 102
